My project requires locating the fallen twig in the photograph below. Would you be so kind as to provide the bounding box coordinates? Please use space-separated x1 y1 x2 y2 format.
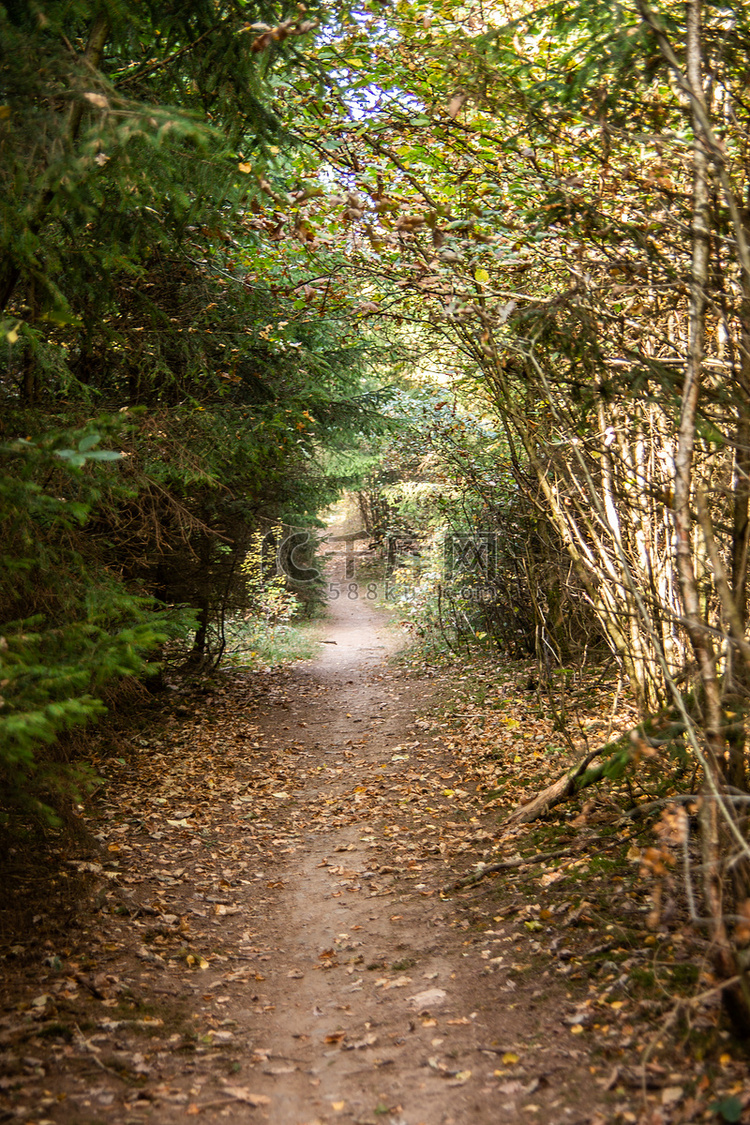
443 847 577 892
73 1023 120 1076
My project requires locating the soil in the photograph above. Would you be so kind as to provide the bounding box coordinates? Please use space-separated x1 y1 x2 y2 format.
0 551 746 1125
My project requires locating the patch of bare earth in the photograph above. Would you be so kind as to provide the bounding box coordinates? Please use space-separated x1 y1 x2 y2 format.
2 568 748 1124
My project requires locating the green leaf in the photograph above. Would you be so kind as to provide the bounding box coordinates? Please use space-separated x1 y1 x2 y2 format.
696 418 725 447
710 1097 743 1123
55 450 87 467
78 432 102 453
39 309 82 327
85 450 123 462
68 502 90 525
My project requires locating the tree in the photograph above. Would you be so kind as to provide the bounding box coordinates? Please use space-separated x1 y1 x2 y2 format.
283 0 750 1030
0 0 394 817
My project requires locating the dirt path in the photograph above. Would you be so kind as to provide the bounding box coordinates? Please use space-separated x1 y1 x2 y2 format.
222 589 542 1125
1 571 629 1125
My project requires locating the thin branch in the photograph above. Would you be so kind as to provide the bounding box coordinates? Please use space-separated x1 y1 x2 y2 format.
443 847 577 892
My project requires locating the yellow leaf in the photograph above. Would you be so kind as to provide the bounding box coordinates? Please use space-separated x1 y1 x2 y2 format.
332 1102 346 1111
238 161 253 173
502 1051 519 1065
474 267 490 284
570 1024 584 1034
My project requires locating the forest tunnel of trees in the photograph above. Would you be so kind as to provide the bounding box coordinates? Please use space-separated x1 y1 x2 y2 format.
5 0 750 1032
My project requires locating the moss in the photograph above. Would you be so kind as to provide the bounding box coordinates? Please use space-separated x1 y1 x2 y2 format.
629 966 657 992
587 857 619 875
668 962 700 988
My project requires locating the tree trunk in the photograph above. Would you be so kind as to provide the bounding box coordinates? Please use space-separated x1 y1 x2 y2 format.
670 0 750 1032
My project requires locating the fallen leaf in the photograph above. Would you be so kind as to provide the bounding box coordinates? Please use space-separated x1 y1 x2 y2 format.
343 1033 377 1050
496 1079 539 1095
661 1086 683 1106
408 988 447 1009
222 1086 271 1107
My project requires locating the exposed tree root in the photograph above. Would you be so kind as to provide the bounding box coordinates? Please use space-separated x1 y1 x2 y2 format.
497 744 612 830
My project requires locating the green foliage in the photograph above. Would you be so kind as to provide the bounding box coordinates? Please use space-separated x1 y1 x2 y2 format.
0 0 406 834
0 430 195 822
355 387 573 660
242 525 304 627
0 0 394 668
710 1096 744 1124
221 615 319 671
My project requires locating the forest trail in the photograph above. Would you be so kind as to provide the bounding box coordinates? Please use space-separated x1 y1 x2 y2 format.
1 552 632 1125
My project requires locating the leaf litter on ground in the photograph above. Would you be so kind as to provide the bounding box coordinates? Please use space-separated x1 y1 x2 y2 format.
1 654 749 1124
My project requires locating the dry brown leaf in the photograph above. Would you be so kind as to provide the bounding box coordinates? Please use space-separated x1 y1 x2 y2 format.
222 1085 271 1106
